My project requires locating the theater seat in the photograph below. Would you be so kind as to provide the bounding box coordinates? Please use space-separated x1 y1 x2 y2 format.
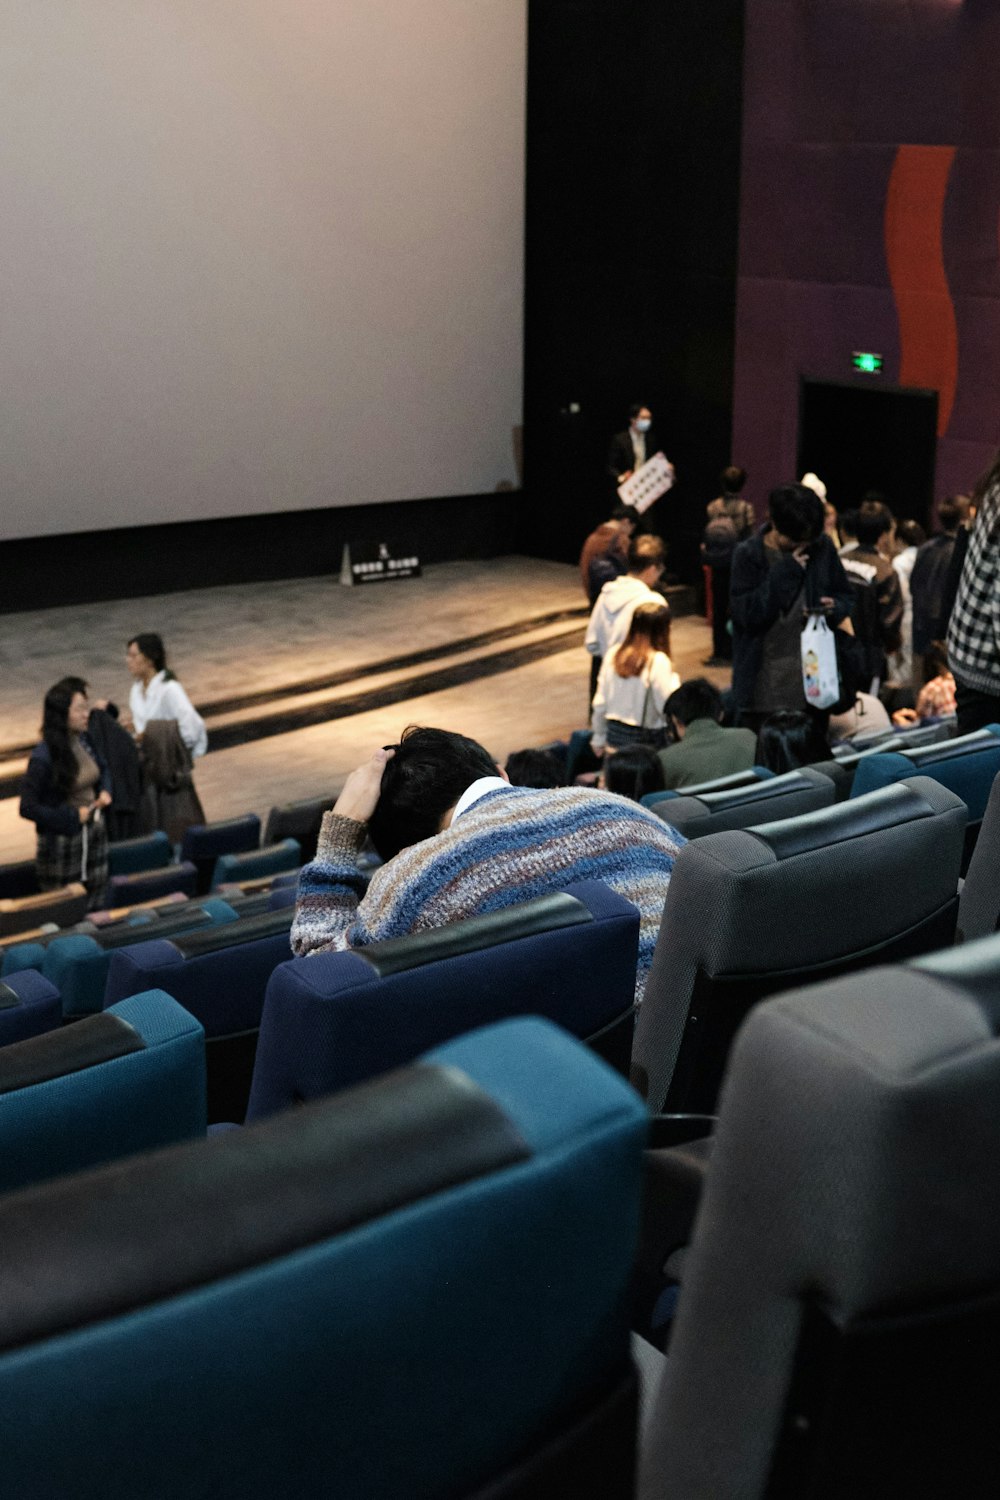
246 880 639 1120
105 907 295 1122
633 776 967 1113
263 793 337 864
0 1018 645 1500
0 884 89 937
180 813 261 894
649 767 835 840
105 861 199 908
639 932 1000 1500
0 972 62 1048
641 767 773 809
211 838 301 889
0 990 205 1194
0 859 41 900
107 831 173 877
956 770 1000 942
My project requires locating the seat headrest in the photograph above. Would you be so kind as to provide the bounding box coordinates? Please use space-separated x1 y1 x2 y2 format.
359 891 593 978
745 780 940 861
0 1060 529 1355
695 768 820 811
0 1013 144 1096
901 726 1000 768
910 932 1000 1033
832 737 906 769
169 906 293 959
97 906 216 950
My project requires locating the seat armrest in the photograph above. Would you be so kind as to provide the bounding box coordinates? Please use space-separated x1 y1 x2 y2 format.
633 1128 714 1342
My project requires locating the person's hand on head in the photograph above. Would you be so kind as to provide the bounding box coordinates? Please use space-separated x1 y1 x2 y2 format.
333 746 395 825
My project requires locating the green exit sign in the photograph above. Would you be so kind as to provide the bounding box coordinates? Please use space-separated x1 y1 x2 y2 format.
852 351 884 374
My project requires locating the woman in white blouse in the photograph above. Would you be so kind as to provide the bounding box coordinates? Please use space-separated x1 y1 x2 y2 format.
126 634 208 758
591 602 680 755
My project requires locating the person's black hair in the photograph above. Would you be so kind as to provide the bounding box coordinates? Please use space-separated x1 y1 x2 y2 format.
768 485 824 544
128 633 175 680
896 519 926 549
627 534 666 573
628 402 649 421
41 678 89 801
936 496 966 533
755 710 832 773
602 746 666 803
855 501 893 546
610 502 637 524
922 641 951 684
664 677 723 727
839 507 858 540
721 465 746 494
504 748 564 790
368 726 499 861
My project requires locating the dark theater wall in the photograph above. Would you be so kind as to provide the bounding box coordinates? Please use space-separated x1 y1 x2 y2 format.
733 0 1000 517
522 0 746 583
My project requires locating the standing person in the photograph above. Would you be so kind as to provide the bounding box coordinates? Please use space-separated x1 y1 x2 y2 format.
947 452 1000 733
590 603 680 756
730 484 854 722
126 633 208 759
840 502 904 693
586 534 667 674
19 678 112 907
887 519 926 689
701 464 755 666
607 403 660 493
579 504 638 605
910 496 969 657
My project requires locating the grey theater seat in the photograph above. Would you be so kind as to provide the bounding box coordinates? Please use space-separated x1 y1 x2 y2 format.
639 929 1000 1500
633 776 967 1112
957 769 1000 942
650 766 835 840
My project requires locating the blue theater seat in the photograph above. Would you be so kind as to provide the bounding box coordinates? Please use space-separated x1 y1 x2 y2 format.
105 861 199 908
106 830 173 877
181 813 261 894
0 990 205 1194
641 766 774 808
0 1018 645 1500
105 907 295 1122
211 837 301 889
246 880 640 1120
0 971 62 1048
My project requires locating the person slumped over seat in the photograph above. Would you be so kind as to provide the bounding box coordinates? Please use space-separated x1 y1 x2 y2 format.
292 726 683 1004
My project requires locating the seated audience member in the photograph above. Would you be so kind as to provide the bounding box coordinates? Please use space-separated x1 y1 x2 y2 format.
590 603 679 755
828 690 892 743
755 710 834 774
504 747 564 789
730 484 853 721
579 504 638 606
600 745 666 803
585 534 668 672
840 501 904 691
910 495 969 656
657 678 757 789
292 726 683 1004
892 643 957 726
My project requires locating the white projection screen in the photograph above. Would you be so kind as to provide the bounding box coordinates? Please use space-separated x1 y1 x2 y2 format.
0 1 525 540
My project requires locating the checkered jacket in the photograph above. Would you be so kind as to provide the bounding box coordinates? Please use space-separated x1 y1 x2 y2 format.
947 483 1000 693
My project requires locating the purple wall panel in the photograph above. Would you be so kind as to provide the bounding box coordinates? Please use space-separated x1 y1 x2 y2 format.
734 0 1000 515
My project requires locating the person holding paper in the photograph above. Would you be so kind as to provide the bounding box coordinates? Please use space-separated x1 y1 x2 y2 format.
607 403 659 490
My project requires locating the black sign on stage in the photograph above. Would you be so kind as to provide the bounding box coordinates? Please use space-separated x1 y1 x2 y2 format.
339 540 422 586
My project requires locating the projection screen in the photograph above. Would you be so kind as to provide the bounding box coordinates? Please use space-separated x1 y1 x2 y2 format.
0 1 525 540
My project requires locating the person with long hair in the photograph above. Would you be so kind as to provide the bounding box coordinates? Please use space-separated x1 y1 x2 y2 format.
126 633 207 757
755 710 833 774
591 602 680 754
19 678 112 905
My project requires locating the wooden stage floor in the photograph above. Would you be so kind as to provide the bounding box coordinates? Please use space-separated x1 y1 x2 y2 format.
0 557 728 863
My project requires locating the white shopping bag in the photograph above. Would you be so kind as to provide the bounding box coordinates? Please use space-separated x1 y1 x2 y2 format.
801 611 840 711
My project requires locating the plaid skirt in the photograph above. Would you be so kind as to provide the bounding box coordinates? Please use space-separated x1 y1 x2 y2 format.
36 819 109 909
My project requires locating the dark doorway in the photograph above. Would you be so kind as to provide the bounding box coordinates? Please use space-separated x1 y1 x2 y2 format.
798 381 938 530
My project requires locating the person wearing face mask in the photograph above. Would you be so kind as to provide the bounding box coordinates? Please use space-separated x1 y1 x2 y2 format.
607 403 659 493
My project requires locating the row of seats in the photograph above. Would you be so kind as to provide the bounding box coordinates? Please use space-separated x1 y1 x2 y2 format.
3 931 1000 1494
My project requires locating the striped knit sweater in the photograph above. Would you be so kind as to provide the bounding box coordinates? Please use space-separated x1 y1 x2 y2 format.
292 784 684 1003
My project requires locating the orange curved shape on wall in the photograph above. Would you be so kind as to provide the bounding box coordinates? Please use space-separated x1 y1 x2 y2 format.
884 145 958 436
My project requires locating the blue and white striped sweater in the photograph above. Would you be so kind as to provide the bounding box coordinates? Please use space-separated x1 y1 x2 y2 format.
292 784 684 1003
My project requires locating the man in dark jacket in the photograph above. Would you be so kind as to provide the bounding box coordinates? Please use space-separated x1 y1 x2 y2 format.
910 495 969 657
840 502 904 691
730 485 854 719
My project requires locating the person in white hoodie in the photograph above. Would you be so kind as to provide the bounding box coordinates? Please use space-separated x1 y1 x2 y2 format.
585 535 668 700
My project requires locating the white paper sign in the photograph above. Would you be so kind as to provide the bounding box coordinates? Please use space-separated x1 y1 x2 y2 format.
617 451 675 513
